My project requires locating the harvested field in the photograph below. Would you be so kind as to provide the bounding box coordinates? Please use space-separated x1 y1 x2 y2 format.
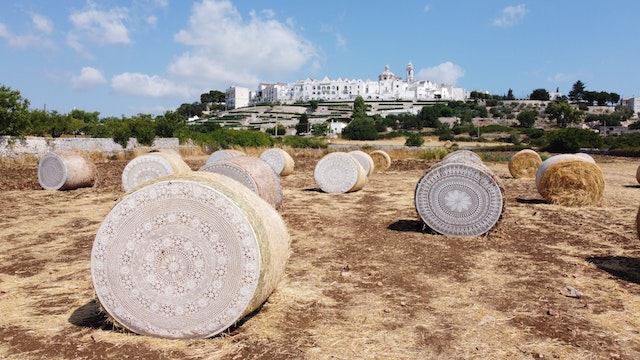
1 149 640 359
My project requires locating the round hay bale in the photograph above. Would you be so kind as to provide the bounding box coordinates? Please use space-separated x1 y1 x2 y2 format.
122 152 192 192
414 160 504 237
199 156 283 209
535 154 596 188
636 164 640 184
508 149 542 179
205 149 246 165
314 152 367 193
90 172 290 339
536 155 604 207
151 148 183 158
348 150 375 176
259 148 295 176
369 150 391 173
442 149 482 164
38 151 97 190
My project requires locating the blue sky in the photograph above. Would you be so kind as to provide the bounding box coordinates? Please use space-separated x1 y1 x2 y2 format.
1 0 638 118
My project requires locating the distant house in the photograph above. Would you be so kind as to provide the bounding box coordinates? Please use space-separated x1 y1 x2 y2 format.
622 97 640 116
329 120 348 134
225 86 251 109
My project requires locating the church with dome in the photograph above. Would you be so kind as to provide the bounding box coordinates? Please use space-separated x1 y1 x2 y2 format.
226 62 466 109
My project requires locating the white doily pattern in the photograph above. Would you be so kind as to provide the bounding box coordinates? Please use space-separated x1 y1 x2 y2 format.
415 162 503 237
314 153 361 193
91 179 260 339
121 155 175 192
260 149 285 174
38 152 67 190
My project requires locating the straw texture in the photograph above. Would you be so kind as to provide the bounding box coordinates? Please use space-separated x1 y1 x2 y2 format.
38 151 97 190
91 171 290 339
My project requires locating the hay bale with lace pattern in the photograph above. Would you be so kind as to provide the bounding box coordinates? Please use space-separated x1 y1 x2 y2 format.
38 151 97 190
348 150 375 176
508 149 542 179
121 152 192 192
205 149 246 165
91 171 290 339
199 156 283 209
369 150 391 173
536 154 604 207
260 148 295 176
314 152 367 193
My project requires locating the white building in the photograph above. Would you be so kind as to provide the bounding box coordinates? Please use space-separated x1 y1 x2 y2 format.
230 62 466 108
622 97 640 116
225 86 251 109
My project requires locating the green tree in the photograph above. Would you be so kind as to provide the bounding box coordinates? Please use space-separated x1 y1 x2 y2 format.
542 127 603 153
130 114 156 145
28 109 50 136
295 113 310 135
312 122 329 136
405 132 425 146
506 89 515 100
155 110 186 138
529 88 550 101
69 109 100 135
342 117 378 140
352 96 368 118
545 100 583 127
516 110 537 128
0 85 31 136
568 80 586 102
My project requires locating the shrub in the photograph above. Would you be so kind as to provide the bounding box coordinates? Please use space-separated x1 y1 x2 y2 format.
405 133 425 147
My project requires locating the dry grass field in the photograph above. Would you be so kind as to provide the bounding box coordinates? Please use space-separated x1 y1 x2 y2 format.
1 146 640 359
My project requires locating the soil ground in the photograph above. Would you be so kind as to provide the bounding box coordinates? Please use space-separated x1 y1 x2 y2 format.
1 147 640 359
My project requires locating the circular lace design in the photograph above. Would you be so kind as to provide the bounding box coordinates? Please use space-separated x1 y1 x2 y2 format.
121 154 175 192
91 179 260 339
199 162 259 193
415 162 503 237
260 149 286 175
38 152 67 190
314 153 360 193
348 151 374 176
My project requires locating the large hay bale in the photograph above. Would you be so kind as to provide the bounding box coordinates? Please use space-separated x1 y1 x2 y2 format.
199 156 283 209
260 148 295 176
121 152 192 192
348 150 375 176
38 151 97 190
414 159 504 237
442 149 483 165
369 150 391 173
535 154 604 206
90 171 290 339
205 149 246 165
508 149 542 179
636 164 640 184
314 152 367 193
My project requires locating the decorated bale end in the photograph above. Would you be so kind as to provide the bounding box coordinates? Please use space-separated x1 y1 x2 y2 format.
348 150 375 176
199 156 283 209
369 150 391 173
38 151 97 190
121 152 192 192
205 149 246 165
508 149 542 179
442 149 483 165
90 171 290 340
536 154 604 207
414 158 504 237
314 152 367 193
260 148 295 176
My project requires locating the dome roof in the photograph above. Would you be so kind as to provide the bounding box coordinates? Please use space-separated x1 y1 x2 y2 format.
378 65 395 81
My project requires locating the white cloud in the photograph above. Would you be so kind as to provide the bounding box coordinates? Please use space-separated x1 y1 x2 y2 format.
31 13 54 34
547 72 572 84
335 33 347 51
71 67 107 90
111 72 192 98
67 3 131 57
493 4 527 27
423 4 431 13
145 15 158 27
417 62 465 85
169 0 319 88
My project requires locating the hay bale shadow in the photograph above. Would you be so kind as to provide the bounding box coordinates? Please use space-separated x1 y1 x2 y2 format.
388 219 425 233
68 299 112 330
516 198 548 204
623 184 640 189
586 256 640 284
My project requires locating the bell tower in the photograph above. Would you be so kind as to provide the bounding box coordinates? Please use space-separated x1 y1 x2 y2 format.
406 61 414 84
